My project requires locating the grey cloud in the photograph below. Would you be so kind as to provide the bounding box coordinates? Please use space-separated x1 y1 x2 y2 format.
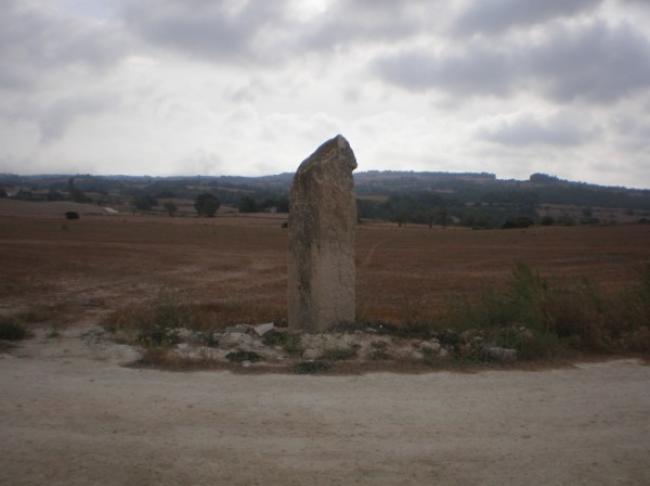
611 113 650 152
39 94 118 144
478 113 599 147
529 22 650 102
373 21 650 103
123 0 290 63
122 0 439 62
454 0 603 35
375 47 515 96
298 0 434 51
0 0 126 90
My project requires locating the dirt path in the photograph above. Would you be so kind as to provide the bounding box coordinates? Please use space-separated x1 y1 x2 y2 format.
1 333 649 485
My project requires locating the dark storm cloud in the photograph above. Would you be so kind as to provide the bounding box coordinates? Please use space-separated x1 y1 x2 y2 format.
122 0 290 63
479 113 599 147
453 0 603 35
374 21 650 103
0 0 126 90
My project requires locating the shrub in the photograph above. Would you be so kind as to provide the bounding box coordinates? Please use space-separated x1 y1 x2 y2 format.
557 214 576 226
135 294 193 347
540 216 555 226
70 189 91 203
226 350 262 363
502 216 534 229
0 318 30 341
194 193 220 217
238 196 258 213
369 349 391 360
444 262 650 357
295 361 331 374
163 202 178 217
321 346 358 361
65 211 80 220
263 331 302 355
103 292 193 347
133 194 157 211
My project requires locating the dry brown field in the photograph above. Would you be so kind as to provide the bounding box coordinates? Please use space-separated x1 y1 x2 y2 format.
2 199 650 328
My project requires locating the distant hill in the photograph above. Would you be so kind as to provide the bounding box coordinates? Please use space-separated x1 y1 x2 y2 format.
2 171 649 228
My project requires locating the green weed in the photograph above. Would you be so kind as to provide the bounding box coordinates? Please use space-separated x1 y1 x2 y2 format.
0 318 31 341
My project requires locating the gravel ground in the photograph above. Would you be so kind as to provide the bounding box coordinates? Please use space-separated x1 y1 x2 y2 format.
1 331 649 486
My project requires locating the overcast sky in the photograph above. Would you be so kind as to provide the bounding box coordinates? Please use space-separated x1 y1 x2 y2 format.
1 0 650 187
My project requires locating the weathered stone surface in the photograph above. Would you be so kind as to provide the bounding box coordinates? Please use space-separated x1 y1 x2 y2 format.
219 332 253 349
482 346 518 362
253 322 275 336
288 135 357 333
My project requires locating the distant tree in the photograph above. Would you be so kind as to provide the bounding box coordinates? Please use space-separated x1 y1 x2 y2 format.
529 173 561 184
47 190 65 201
260 195 289 213
557 214 576 226
163 201 178 217
194 193 220 217
436 207 449 227
502 216 534 229
133 194 158 211
275 196 289 213
540 215 555 226
238 196 258 213
580 207 599 225
155 190 176 198
0 188 7 199
70 189 91 203
14 190 35 201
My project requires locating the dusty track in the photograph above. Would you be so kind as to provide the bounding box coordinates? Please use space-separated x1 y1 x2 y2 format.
1 330 649 486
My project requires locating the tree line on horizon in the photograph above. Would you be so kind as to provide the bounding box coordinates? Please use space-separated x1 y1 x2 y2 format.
2 172 650 228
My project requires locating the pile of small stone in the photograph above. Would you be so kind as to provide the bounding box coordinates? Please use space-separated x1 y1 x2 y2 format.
158 321 526 370
164 322 524 368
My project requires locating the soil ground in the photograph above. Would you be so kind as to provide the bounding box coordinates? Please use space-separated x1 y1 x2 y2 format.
2 199 650 325
1 201 650 484
1 332 649 485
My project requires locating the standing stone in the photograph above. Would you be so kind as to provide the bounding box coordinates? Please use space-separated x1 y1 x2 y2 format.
288 135 357 333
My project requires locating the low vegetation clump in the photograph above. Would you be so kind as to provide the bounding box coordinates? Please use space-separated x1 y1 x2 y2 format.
103 292 193 347
294 360 331 374
263 330 303 355
0 318 31 341
100 264 649 372
103 296 285 343
225 350 262 363
322 347 357 361
321 346 358 361
440 262 650 359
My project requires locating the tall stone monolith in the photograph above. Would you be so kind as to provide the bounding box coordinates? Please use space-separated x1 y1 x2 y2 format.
288 135 357 333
